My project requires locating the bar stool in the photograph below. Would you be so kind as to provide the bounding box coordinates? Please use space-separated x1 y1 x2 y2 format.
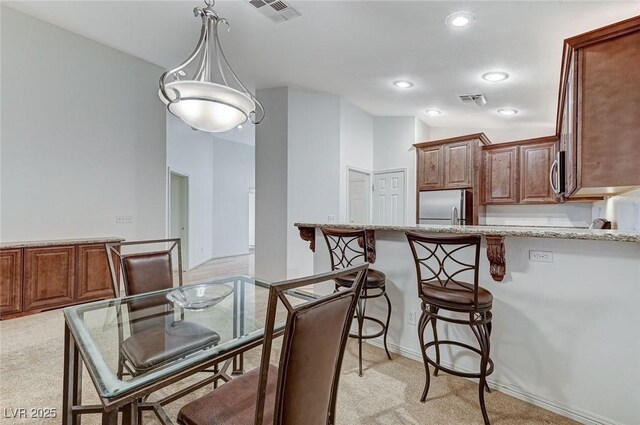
321 228 392 376
406 232 494 425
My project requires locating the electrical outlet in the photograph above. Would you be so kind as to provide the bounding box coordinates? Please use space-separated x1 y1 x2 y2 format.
328 215 337 223
116 215 133 224
529 250 553 263
408 310 417 326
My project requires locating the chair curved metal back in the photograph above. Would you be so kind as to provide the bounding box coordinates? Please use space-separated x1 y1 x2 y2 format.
406 232 481 309
321 228 368 271
255 264 369 425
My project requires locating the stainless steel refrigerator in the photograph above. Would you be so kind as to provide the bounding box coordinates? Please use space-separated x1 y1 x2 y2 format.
418 189 470 225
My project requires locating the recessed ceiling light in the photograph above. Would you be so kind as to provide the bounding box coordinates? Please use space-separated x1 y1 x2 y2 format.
393 80 414 89
446 12 476 28
425 109 442 116
482 71 509 82
497 109 518 116
237 124 243 129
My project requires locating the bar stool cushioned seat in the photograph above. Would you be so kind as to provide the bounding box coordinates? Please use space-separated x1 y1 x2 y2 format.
421 282 493 309
334 269 386 289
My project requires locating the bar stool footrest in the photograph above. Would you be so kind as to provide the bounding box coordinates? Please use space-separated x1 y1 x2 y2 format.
423 340 494 378
349 315 386 339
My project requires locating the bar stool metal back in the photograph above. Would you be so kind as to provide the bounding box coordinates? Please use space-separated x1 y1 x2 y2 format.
406 232 494 425
321 228 392 376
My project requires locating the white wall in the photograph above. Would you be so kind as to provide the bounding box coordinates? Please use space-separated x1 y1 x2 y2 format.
339 99 374 222
429 125 556 144
166 114 214 269
373 117 428 225
594 187 640 231
1 7 166 242
287 87 341 278
255 87 289 281
484 204 593 227
211 137 255 258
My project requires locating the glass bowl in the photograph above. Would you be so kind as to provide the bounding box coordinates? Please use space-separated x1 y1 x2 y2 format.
166 282 234 311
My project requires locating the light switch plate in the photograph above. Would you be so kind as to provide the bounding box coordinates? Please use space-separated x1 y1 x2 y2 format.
408 310 417 326
529 250 553 263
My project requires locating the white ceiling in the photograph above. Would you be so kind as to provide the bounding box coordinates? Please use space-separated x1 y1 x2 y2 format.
5 1 640 131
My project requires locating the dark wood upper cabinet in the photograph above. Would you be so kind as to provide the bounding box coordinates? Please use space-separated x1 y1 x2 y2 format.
483 146 518 204
0 249 22 316
415 134 489 191
519 140 558 204
415 134 490 224
482 137 559 205
443 141 473 188
23 246 76 312
417 144 443 190
557 16 640 197
76 244 115 302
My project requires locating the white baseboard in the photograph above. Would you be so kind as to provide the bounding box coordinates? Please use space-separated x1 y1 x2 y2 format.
210 251 252 260
366 339 624 425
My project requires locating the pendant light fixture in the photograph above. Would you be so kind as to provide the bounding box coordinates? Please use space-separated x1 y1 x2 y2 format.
159 0 264 133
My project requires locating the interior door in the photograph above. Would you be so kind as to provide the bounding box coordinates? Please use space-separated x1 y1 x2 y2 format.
347 169 370 224
372 170 406 225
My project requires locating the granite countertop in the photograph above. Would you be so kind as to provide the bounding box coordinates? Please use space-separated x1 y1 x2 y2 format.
294 223 640 243
0 236 125 249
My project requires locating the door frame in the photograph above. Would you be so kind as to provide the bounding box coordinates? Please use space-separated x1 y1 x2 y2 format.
346 166 372 224
168 168 190 271
372 167 408 225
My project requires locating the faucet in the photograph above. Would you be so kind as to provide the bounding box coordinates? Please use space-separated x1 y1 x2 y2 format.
451 206 459 225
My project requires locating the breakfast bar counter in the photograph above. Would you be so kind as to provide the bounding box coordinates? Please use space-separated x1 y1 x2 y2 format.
295 223 639 282
293 222 640 424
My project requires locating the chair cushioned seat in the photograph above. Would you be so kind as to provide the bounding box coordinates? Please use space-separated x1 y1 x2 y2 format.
121 320 220 372
178 364 278 425
421 281 493 308
334 268 386 288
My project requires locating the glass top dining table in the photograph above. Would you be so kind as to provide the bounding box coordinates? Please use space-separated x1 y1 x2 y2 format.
61 275 316 424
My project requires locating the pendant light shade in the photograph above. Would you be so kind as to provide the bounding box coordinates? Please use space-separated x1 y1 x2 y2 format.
159 0 264 133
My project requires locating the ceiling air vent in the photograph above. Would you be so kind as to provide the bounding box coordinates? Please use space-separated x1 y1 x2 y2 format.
248 0 302 23
458 94 487 106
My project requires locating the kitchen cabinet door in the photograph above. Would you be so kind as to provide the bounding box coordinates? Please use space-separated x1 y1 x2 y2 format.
519 141 558 204
0 249 23 316
483 147 518 204
443 141 473 188
76 244 115 302
23 246 75 312
418 145 443 190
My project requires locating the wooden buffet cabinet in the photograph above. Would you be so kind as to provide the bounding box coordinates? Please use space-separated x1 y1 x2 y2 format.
483 136 558 205
557 15 640 198
0 237 122 319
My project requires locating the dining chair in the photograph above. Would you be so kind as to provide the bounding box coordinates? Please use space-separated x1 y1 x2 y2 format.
105 239 222 377
177 263 369 425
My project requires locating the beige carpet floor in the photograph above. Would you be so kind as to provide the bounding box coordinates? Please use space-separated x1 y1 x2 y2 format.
0 307 576 425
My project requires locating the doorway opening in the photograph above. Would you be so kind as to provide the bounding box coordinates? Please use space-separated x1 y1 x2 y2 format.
347 167 371 224
170 171 189 271
372 168 407 225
